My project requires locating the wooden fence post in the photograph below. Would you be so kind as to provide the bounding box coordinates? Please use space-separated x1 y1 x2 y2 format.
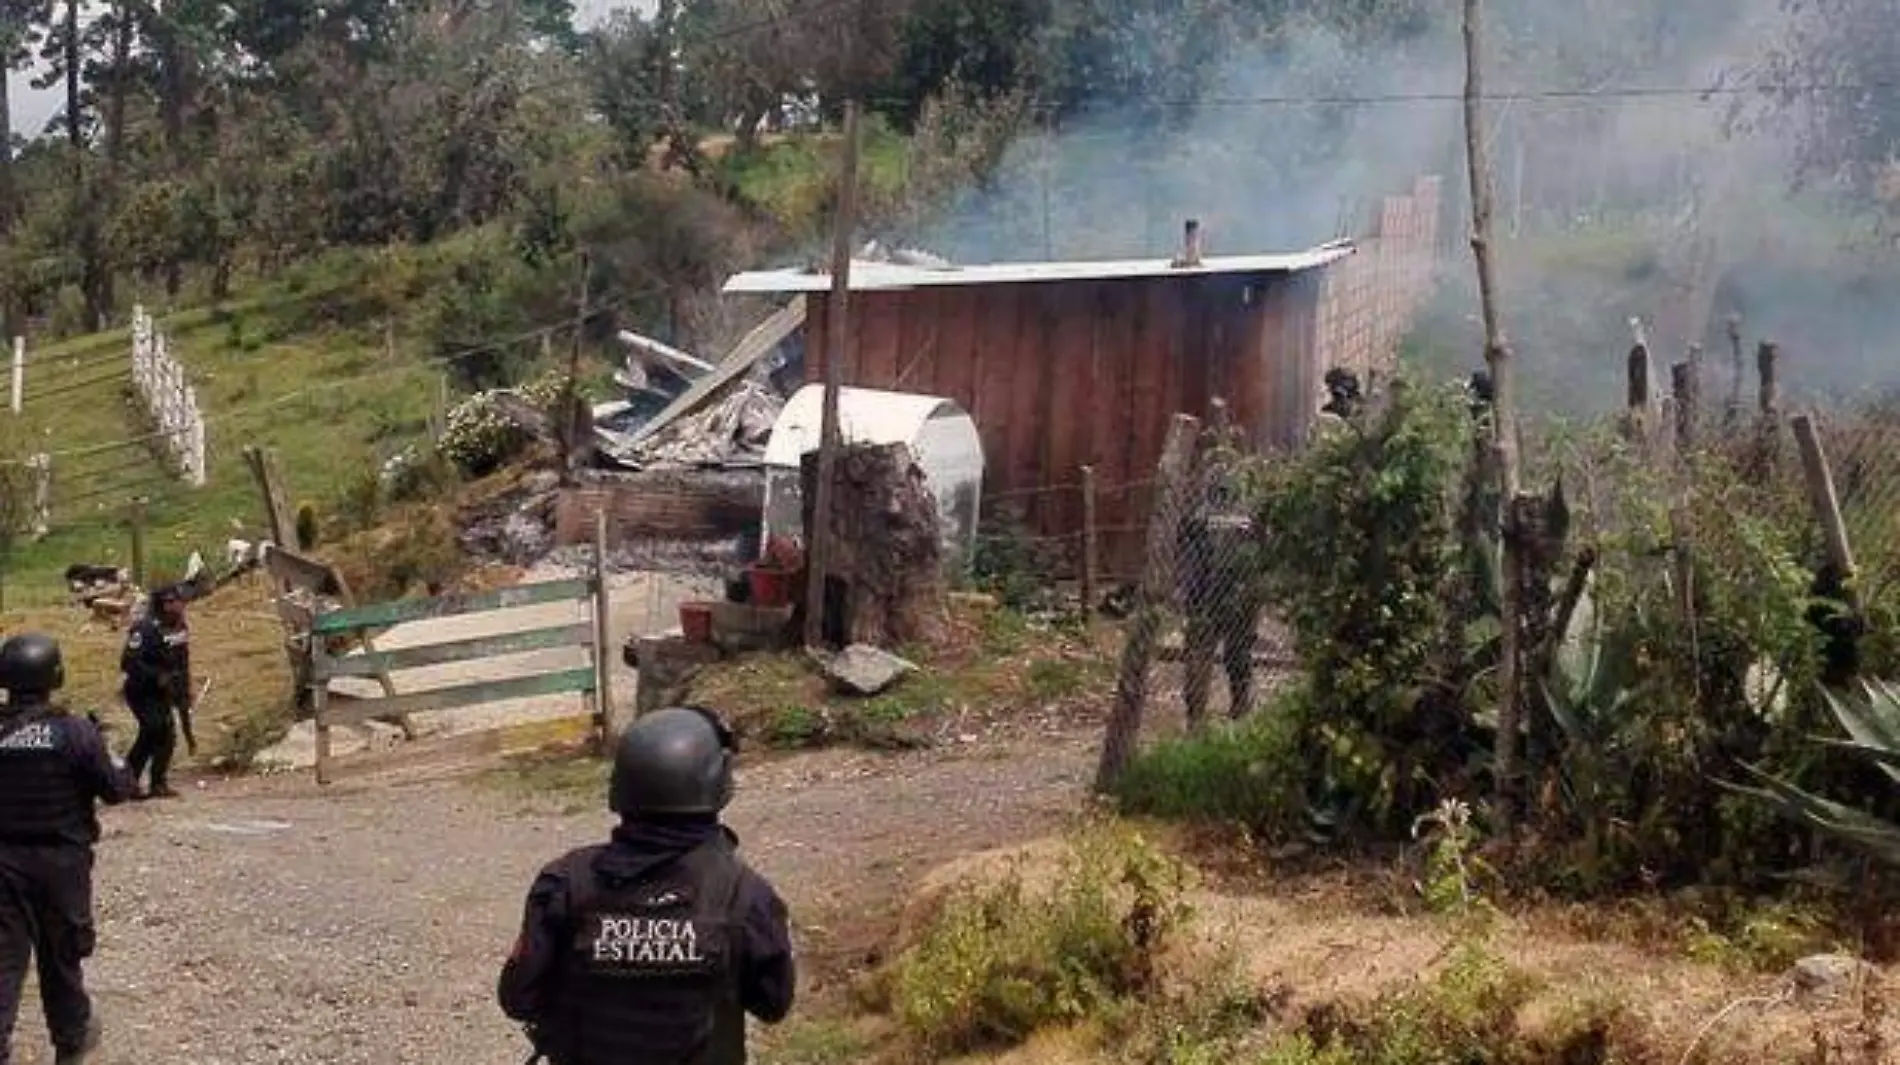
1791 413 1858 608
129 497 147 588
1671 356 1697 452
1756 342 1780 473
1624 333 1650 443
312 657 332 786
1095 414 1199 792
593 507 614 751
1080 465 1098 624
10 336 22 414
27 454 49 539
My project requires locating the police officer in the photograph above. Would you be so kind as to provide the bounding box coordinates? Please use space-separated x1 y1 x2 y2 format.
121 583 191 800
0 633 135 1064
1176 442 1266 729
498 706 796 1064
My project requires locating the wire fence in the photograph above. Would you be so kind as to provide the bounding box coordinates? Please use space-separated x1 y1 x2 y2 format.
1099 342 1900 753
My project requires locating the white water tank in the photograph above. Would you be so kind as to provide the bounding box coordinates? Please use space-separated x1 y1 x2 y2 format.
760 384 984 573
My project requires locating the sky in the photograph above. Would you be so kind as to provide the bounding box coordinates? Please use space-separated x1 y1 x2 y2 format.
6 0 642 139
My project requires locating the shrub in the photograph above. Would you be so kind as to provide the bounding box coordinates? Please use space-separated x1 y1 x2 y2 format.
1111 686 1311 837
889 823 1193 1055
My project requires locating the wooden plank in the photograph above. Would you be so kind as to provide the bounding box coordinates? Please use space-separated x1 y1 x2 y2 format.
1031 286 1070 535
313 578 593 633
937 287 977 415
803 296 830 386
893 288 939 393
860 291 903 387
592 507 613 749
318 667 598 725
1005 286 1043 522
263 545 340 595
313 621 595 678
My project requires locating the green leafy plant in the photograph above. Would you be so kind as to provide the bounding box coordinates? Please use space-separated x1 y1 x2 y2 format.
1721 678 1900 867
888 824 1194 1055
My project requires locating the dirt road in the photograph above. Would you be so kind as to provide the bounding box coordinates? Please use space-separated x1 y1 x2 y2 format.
5 729 1097 1064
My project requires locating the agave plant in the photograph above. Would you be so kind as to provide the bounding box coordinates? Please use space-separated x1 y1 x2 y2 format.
1720 678 1900 868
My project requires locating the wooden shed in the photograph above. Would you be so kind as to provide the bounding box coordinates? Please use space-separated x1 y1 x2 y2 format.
721 233 1361 577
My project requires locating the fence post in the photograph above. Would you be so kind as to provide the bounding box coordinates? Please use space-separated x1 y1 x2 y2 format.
592 507 614 752
10 336 22 414
1791 413 1858 609
1080 464 1098 624
129 496 147 588
1095 413 1200 792
27 454 49 539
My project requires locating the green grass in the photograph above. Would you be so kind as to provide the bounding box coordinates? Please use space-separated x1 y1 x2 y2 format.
719 123 913 240
2 280 442 605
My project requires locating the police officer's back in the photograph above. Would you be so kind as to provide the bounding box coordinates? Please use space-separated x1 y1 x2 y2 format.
0 633 135 1064
498 706 795 1064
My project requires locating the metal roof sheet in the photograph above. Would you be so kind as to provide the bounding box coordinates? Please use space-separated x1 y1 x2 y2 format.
721 240 1356 294
762 384 967 465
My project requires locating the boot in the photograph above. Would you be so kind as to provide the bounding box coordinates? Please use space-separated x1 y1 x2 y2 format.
54 1015 102 1064
147 784 181 800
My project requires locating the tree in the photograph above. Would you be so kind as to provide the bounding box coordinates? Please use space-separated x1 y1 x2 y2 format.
1737 0 1900 210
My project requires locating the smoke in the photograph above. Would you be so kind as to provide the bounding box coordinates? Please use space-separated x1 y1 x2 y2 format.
906 0 1900 414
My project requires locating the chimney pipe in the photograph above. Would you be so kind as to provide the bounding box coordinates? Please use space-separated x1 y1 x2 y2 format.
1175 219 1203 268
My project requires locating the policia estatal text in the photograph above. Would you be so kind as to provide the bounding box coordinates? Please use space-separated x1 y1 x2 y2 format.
0 634 135 1064
499 706 796 1064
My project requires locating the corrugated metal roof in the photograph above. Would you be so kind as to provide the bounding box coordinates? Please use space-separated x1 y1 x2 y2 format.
722 240 1356 294
763 384 966 466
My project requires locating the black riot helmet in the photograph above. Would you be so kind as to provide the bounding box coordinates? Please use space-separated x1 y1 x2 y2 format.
0 632 65 701
608 706 737 817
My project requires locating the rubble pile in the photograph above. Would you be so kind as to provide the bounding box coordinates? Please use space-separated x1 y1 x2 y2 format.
455 469 561 566
595 379 782 469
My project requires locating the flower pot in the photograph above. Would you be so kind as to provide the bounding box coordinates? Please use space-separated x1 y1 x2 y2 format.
678 601 715 644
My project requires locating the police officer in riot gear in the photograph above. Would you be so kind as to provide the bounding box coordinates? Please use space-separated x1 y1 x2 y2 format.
499 706 796 1064
121 582 192 800
0 633 135 1064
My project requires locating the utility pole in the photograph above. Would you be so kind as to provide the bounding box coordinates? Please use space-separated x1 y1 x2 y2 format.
802 99 863 648
1463 0 1524 828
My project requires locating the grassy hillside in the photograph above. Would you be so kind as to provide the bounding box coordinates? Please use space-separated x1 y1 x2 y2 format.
0 134 890 609
4 291 440 607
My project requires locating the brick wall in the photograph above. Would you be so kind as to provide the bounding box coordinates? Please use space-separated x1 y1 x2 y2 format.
1314 174 1444 385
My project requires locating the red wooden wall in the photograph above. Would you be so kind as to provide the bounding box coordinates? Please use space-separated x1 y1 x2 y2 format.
802 269 1326 574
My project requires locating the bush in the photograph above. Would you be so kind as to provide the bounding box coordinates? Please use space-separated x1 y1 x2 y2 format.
889 823 1193 1055
1112 687 1311 836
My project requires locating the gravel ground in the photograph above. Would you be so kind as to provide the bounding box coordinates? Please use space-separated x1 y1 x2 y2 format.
4 727 1097 1064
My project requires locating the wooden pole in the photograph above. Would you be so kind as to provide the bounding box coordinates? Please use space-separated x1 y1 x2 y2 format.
593 507 615 750
312 657 331 786
561 250 589 478
1756 341 1779 417
803 98 862 649
1670 358 1696 452
128 496 146 588
1080 465 1098 624
9 336 22 414
1624 340 1650 442
1096 414 1199 792
1464 0 1526 826
1725 315 1743 428
1791 413 1858 608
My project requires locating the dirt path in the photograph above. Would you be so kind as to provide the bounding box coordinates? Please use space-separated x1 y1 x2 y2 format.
5 728 1098 1064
